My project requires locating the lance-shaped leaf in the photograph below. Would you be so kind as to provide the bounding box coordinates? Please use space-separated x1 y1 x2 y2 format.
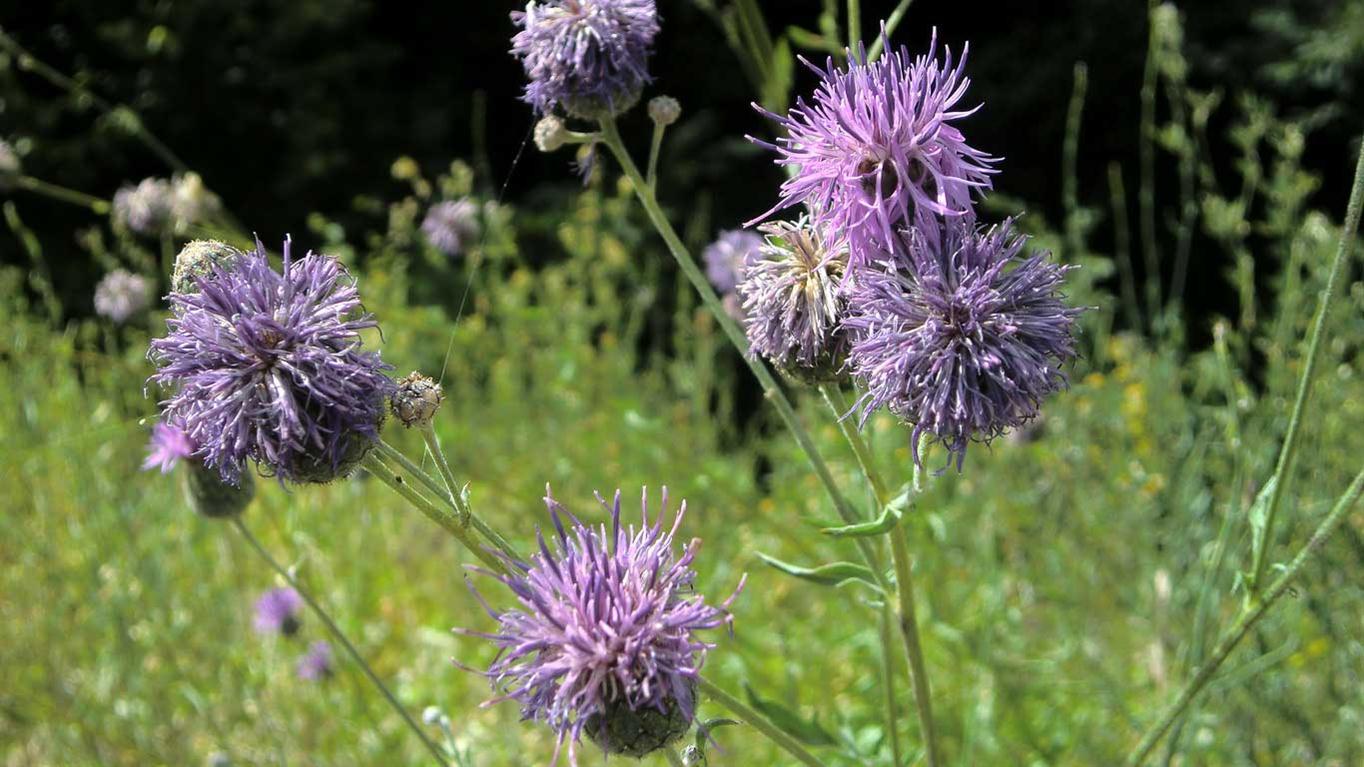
757 552 880 590
743 683 839 746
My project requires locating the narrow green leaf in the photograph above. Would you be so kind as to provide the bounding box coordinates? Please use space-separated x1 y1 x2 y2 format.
820 505 899 538
743 683 839 746
1247 475 1279 587
757 552 879 589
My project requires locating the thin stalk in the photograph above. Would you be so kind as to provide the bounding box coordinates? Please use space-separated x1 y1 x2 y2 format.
596 116 888 590
646 121 667 191
1125 465 1364 765
847 0 861 54
11 174 110 214
415 427 522 563
1108 162 1143 330
696 676 828 767
360 451 506 574
230 518 448 766
1138 0 1163 324
820 385 938 767
0 30 188 173
1248 136 1364 596
1062 62 1089 261
867 0 916 63
879 602 906 767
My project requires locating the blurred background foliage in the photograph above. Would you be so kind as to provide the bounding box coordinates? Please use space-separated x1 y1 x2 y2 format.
2 1 1364 766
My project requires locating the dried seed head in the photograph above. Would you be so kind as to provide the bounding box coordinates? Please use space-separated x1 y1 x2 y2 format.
534 115 570 153
647 95 681 126
392 371 444 428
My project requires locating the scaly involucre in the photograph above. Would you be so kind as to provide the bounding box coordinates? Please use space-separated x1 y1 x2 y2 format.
461 487 743 765
845 217 1081 468
740 217 849 371
148 237 393 485
751 30 996 269
510 0 659 119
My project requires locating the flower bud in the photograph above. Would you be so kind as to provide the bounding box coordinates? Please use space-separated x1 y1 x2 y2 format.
422 706 443 726
534 115 569 153
392 372 444 428
682 745 707 767
184 461 255 519
648 96 681 127
172 240 247 294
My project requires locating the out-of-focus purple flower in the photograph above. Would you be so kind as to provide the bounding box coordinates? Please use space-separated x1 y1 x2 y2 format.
510 0 659 119
254 587 304 636
296 641 333 681
148 236 394 485
751 31 997 270
421 198 481 257
113 178 175 235
702 229 765 295
457 487 744 764
94 269 154 324
142 420 197 473
739 217 849 381
845 217 1081 469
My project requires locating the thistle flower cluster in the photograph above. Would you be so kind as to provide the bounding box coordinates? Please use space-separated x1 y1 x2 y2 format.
113 174 221 236
421 198 481 257
459 487 743 763
148 236 394 485
93 269 153 324
748 30 1081 466
510 0 659 119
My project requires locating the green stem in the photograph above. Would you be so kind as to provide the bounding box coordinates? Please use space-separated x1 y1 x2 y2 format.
360 451 506 574
10 174 110 214
879 602 906 767
1062 62 1089 261
646 121 667 191
1138 0 1163 325
1248 136 1364 595
596 116 888 590
696 676 828 767
819 385 939 767
1107 162 1143 331
1125 465 1364 765
664 746 686 767
867 0 916 62
847 0 861 54
230 518 448 766
415 427 522 563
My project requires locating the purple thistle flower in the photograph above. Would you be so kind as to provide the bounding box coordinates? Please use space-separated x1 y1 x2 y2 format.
148 236 394 485
739 217 850 380
296 641 334 681
845 216 1082 469
94 269 154 324
510 0 659 119
113 178 175 236
750 30 997 270
457 487 744 764
702 229 765 295
421 198 481 257
142 420 197 473
254 587 304 636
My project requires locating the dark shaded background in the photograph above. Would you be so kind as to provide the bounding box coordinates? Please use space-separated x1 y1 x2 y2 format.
2 0 1361 334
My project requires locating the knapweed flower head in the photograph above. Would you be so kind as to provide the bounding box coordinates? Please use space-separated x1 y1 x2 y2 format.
94 269 154 324
510 0 659 119
751 30 997 269
845 216 1082 469
254 587 304 637
458 487 744 763
142 420 197 473
296 641 333 681
391 371 444 428
149 236 394 485
421 198 482 257
702 229 764 295
739 217 850 382
171 239 247 295
113 177 175 235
